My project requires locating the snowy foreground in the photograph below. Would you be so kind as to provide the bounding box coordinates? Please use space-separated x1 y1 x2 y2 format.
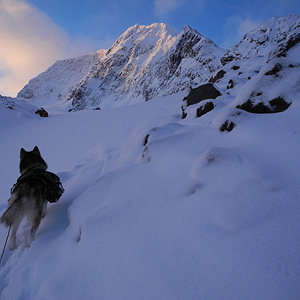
0 91 300 299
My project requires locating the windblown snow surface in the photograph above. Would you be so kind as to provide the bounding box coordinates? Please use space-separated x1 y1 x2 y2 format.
1 16 300 300
0 88 300 299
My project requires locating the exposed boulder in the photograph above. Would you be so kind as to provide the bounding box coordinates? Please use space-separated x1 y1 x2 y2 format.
231 65 240 71
181 83 221 119
35 108 48 117
183 83 221 106
237 97 291 114
196 101 215 118
264 63 283 76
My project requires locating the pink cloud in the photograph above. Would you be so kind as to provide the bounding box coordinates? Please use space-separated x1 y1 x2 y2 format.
0 0 70 97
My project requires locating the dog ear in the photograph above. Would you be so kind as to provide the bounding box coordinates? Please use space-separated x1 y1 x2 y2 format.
33 146 41 156
20 148 26 159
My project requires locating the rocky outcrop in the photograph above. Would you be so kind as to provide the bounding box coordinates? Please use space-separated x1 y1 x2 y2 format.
237 97 291 114
181 83 221 118
234 59 298 114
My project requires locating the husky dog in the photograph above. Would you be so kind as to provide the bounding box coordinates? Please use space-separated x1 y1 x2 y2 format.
0 146 63 249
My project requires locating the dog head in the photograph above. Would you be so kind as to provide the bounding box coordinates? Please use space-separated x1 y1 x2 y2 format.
19 146 48 174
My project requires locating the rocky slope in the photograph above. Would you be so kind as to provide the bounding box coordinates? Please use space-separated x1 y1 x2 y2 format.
221 14 300 64
10 15 300 113
181 15 300 125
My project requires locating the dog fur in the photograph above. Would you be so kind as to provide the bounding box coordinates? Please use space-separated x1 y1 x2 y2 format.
1 146 51 249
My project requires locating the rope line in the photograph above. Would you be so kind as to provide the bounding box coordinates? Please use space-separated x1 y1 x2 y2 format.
0 226 11 265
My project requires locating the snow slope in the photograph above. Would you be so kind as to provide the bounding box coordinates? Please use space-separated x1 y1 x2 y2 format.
1 85 300 299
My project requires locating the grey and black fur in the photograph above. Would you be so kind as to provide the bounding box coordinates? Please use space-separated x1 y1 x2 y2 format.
1 146 50 249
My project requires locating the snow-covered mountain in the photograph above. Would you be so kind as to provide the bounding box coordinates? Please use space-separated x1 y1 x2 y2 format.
16 23 225 110
14 15 300 113
1 15 300 300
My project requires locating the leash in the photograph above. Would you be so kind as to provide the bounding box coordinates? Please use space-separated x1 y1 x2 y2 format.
0 225 11 265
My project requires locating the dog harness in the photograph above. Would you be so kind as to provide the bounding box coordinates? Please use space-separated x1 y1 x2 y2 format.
11 167 64 203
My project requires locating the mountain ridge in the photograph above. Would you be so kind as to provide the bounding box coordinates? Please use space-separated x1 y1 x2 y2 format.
3 14 300 113
15 22 225 110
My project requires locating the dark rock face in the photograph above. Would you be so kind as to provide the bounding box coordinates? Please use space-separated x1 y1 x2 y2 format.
181 106 187 119
169 27 202 74
183 83 221 106
143 134 150 146
231 65 240 71
282 33 300 56
220 120 236 132
35 108 48 117
226 79 235 90
269 97 292 112
221 55 238 65
265 63 283 76
196 101 214 118
237 97 291 114
209 70 226 83
268 33 300 61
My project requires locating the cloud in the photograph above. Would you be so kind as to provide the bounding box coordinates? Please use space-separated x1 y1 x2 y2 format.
221 16 261 49
154 0 187 16
237 19 261 38
0 0 72 97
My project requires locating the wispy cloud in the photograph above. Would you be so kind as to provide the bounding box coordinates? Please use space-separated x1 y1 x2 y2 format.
221 16 261 49
219 0 300 49
154 0 207 20
154 0 187 16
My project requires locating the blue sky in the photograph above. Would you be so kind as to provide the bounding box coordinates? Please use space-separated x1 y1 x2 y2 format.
0 0 300 97
28 0 300 49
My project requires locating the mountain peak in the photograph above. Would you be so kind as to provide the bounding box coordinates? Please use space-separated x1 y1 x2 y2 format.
182 24 198 34
115 23 178 43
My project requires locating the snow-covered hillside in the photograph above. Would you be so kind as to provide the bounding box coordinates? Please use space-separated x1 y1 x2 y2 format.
17 51 106 107
0 14 300 300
